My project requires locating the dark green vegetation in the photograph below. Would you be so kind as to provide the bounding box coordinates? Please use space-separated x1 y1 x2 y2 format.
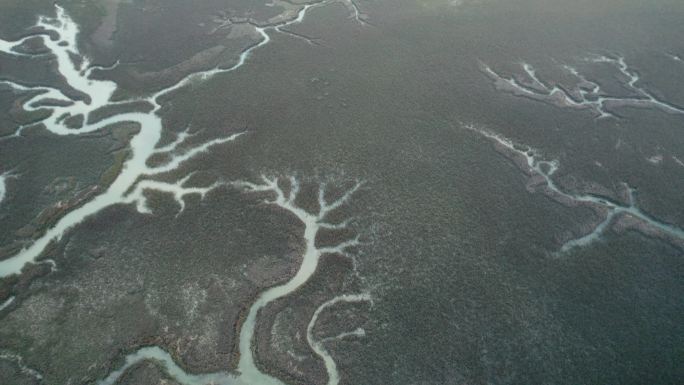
1 0 683 384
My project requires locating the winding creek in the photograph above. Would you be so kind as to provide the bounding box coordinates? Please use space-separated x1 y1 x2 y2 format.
0 0 356 278
1 3 371 384
0 5 247 278
3 3 682 385
466 125 684 251
481 55 684 119
232 177 366 385
99 176 370 385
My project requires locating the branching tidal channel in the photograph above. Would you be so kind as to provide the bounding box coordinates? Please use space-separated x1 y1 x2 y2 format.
465 124 684 253
0 3 371 385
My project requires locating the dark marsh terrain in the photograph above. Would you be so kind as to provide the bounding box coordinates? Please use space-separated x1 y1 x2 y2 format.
1 1 683 384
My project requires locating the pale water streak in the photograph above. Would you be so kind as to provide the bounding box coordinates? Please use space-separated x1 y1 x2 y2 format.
0 172 9 205
0 296 15 311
